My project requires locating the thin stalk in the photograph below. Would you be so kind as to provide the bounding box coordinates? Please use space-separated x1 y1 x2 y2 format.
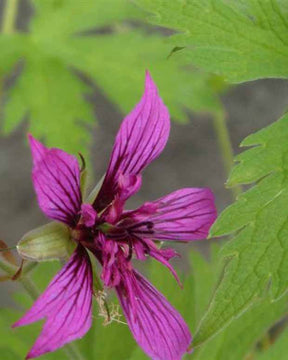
2 0 19 34
18 276 40 300
22 261 38 276
213 112 242 199
0 258 15 275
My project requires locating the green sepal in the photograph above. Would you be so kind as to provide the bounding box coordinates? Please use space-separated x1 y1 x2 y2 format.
80 168 88 198
86 174 105 204
17 222 76 262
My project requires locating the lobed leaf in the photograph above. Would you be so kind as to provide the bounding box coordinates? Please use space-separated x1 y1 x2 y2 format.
194 113 288 346
62 32 223 122
0 0 224 158
137 0 288 83
2 50 94 158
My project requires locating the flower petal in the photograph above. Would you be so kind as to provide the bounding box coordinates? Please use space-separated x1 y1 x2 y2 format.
13 245 93 359
80 204 98 227
29 135 82 227
116 270 191 360
94 71 170 211
127 188 217 241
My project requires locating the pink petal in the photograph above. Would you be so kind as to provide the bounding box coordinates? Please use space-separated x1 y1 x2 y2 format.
28 135 82 226
116 271 191 360
94 71 170 211
81 203 98 227
13 245 93 359
127 188 217 241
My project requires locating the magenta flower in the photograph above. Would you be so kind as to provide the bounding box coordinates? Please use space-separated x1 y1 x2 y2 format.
13 72 217 360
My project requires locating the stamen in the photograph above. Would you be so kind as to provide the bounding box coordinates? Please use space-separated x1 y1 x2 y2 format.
127 221 154 232
94 289 111 325
127 237 133 261
94 292 127 326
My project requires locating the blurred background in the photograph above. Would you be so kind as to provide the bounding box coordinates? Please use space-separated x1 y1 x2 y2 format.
1 0 288 308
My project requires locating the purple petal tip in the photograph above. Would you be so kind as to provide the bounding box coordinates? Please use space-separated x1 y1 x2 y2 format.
144 70 158 93
28 134 47 164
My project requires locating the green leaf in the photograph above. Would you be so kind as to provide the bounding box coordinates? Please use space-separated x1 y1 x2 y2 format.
30 0 142 37
194 113 288 346
62 32 223 122
137 0 288 83
188 245 222 328
3 50 94 157
0 34 27 75
130 245 288 360
255 326 288 360
1 0 224 159
193 293 288 360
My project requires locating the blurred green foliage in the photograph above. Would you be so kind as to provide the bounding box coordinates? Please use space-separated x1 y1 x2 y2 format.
0 0 224 159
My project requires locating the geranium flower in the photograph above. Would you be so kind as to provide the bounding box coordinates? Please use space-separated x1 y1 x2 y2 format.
13 72 217 360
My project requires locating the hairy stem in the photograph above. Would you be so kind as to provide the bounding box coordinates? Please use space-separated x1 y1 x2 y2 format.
213 112 241 199
2 0 19 34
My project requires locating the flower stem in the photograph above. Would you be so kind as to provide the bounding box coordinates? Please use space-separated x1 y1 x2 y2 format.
18 276 40 300
2 0 19 34
0 257 15 275
22 261 38 276
213 112 241 199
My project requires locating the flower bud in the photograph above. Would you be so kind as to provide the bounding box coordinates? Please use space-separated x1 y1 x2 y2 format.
17 222 75 262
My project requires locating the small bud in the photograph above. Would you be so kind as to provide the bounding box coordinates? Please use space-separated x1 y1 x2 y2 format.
17 222 75 262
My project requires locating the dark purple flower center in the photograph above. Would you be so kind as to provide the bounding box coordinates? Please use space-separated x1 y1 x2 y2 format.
71 201 176 289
